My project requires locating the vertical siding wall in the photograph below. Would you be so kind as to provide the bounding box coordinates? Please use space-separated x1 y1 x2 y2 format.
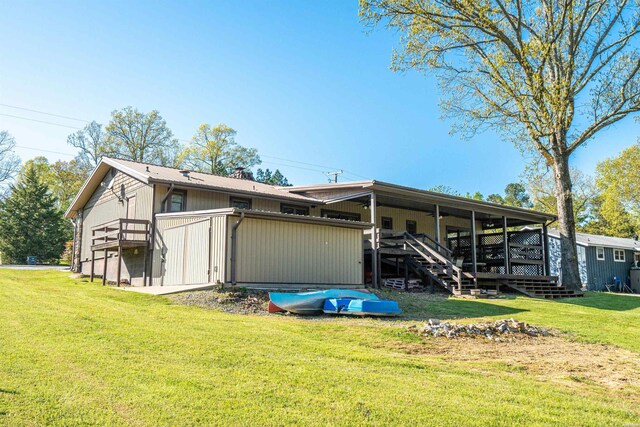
80 169 153 264
309 201 481 243
153 185 280 213
585 247 635 290
153 185 482 244
152 215 227 285
229 217 363 284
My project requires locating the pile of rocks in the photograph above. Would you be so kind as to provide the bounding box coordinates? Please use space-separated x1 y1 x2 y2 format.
409 318 551 341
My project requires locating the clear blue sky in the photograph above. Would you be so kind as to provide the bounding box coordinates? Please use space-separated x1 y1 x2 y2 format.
0 0 637 195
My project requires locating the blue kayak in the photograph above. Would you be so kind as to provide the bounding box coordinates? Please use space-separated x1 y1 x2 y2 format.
323 298 402 317
268 289 379 315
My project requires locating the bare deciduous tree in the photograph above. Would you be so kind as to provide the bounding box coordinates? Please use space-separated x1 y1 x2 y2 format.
105 107 182 167
0 131 22 194
67 121 107 172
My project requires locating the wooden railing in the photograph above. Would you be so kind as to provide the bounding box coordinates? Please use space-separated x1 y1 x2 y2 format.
403 232 467 291
91 219 150 248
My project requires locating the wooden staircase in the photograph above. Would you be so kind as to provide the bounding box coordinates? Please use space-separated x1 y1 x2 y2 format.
402 233 477 296
499 275 584 299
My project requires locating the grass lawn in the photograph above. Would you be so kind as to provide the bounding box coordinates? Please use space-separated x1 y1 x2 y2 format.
1 270 639 426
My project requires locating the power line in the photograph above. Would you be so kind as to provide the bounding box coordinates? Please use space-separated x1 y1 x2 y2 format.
0 103 370 179
0 103 90 123
15 145 76 157
0 113 82 130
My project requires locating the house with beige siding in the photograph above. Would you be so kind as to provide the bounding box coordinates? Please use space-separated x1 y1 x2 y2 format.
65 157 582 298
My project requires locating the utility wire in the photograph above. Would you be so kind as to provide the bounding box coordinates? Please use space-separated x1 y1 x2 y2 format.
0 113 82 130
15 145 76 157
0 103 90 123
0 103 370 179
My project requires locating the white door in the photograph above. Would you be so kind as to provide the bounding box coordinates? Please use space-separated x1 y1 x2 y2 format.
162 219 210 286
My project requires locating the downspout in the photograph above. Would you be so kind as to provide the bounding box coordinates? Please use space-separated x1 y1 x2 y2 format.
230 212 245 285
160 184 175 213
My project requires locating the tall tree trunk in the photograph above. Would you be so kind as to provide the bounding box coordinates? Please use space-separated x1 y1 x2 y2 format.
552 149 582 290
72 209 83 273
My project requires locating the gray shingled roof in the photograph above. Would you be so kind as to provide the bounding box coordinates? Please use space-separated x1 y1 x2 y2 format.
106 158 319 203
548 229 640 250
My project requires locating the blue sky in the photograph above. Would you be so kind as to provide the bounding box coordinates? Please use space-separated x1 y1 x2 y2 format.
0 0 637 195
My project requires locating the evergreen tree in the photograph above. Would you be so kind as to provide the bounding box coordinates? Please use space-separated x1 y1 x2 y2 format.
255 168 291 186
0 165 69 264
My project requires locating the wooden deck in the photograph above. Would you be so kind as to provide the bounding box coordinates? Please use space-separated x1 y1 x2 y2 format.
89 218 151 286
372 234 582 299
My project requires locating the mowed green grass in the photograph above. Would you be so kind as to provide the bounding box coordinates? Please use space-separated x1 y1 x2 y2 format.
0 270 639 426
384 289 640 352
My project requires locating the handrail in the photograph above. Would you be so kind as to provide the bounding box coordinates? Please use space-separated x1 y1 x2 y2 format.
91 218 150 230
404 232 465 291
91 218 151 247
418 233 453 257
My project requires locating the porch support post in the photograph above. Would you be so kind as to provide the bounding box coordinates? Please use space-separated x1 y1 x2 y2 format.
102 249 108 286
470 210 477 276
370 192 378 288
90 250 95 282
502 216 510 274
116 246 122 287
542 223 550 276
434 204 441 244
142 244 149 287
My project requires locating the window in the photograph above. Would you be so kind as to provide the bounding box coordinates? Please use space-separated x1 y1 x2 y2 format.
596 246 605 261
320 209 361 222
230 197 252 210
634 252 640 265
613 249 626 262
281 204 309 216
381 217 393 230
406 220 417 235
168 190 186 212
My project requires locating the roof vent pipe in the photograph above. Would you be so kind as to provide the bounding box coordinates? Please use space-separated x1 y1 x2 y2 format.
179 170 191 180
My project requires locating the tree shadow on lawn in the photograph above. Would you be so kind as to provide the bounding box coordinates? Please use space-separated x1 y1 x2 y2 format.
389 293 527 322
556 292 640 312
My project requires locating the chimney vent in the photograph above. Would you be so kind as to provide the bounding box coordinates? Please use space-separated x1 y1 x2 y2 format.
229 167 254 181
179 170 191 179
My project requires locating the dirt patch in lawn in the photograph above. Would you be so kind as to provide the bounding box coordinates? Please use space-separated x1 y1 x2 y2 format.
168 288 270 315
390 334 640 393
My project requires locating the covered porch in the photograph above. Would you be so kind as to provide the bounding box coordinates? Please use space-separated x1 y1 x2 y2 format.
293 180 561 296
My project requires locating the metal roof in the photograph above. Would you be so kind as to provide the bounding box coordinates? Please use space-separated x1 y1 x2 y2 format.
66 158 555 225
65 157 320 218
547 229 640 251
285 180 555 224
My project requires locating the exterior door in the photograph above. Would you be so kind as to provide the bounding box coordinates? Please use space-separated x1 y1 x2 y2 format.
162 219 210 286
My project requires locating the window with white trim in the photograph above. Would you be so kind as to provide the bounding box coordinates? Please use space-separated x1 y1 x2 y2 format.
613 249 626 262
596 247 605 261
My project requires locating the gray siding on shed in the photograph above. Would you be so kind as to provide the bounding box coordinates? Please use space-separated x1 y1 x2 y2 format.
585 247 635 290
548 234 635 290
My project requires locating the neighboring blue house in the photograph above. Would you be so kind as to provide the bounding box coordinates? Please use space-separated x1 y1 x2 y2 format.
546 230 640 290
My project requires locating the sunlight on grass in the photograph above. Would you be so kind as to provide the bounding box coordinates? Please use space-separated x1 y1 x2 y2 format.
1 270 639 426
